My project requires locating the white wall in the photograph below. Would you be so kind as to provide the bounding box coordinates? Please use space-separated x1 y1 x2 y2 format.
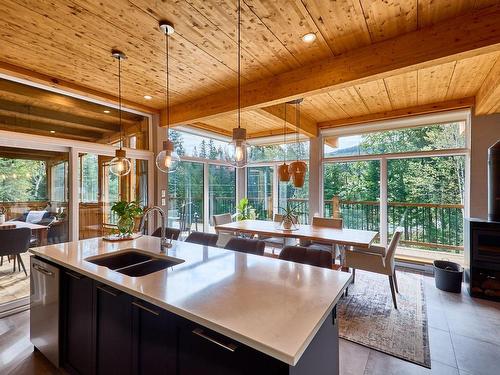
470 112 500 219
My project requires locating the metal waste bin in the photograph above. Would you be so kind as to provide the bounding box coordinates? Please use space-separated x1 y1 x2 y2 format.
433 260 463 293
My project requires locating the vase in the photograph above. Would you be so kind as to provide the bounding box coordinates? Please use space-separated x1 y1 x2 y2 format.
117 216 134 237
282 218 293 230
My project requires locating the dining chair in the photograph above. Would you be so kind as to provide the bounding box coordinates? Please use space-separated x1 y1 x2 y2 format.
184 231 219 247
278 245 332 269
0 227 31 276
151 226 181 241
343 228 403 309
256 213 287 252
304 217 343 260
224 237 265 256
213 213 235 247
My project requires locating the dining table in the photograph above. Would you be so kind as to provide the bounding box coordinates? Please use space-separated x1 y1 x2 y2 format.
215 219 378 255
0 220 50 246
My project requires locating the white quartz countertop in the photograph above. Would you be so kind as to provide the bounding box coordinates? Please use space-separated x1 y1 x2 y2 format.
30 236 351 365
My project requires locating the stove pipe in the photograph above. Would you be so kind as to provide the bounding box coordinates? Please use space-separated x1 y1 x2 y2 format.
488 140 500 222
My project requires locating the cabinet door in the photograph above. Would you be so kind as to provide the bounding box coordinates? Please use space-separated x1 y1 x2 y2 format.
178 321 286 375
63 270 94 375
132 299 177 374
95 283 133 375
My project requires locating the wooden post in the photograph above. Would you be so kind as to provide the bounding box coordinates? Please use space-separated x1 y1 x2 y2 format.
332 196 341 219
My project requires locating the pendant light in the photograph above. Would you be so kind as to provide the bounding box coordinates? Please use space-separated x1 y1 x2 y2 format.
288 99 307 188
109 50 131 177
224 0 248 168
278 102 290 182
156 21 180 174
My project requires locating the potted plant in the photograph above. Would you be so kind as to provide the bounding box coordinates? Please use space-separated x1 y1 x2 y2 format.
232 198 257 221
111 201 144 237
279 203 303 231
0 206 5 225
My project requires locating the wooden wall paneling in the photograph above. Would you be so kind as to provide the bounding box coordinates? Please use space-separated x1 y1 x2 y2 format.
384 71 419 109
354 79 392 113
476 56 500 114
167 6 500 125
445 52 499 100
360 0 417 42
300 0 371 55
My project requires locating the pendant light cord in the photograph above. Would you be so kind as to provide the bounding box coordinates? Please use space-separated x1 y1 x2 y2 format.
296 101 299 162
283 103 287 164
237 0 241 129
118 56 123 150
165 28 170 134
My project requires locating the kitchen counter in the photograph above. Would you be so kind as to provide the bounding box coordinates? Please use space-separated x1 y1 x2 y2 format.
30 236 351 366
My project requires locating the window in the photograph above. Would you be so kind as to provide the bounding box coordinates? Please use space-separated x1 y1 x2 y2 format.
278 165 310 224
80 154 98 203
51 161 68 202
249 141 309 163
247 166 273 220
322 119 468 259
0 158 47 202
169 129 228 160
209 164 236 225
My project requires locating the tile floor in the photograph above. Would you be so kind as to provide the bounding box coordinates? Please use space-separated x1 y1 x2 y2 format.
340 272 500 375
1 270 499 374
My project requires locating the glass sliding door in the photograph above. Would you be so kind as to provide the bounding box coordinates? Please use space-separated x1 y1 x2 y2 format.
78 153 148 239
387 155 465 254
323 161 380 236
246 166 273 220
168 161 203 234
208 164 236 228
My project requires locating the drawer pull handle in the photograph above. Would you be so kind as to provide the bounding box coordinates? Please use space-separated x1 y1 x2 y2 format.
33 264 54 276
96 285 118 297
192 328 238 352
132 301 160 316
65 271 82 280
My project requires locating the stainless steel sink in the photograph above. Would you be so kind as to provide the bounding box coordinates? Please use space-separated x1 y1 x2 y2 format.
86 249 184 276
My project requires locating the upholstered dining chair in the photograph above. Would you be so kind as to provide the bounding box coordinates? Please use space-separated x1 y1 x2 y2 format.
151 226 181 241
343 228 403 309
184 231 219 247
256 213 287 252
213 213 234 247
279 245 332 269
0 227 31 276
224 237 266 256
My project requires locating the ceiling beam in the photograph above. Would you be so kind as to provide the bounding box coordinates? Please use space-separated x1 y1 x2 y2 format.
475 57 500 115
0 114 102 140
0 64 157 116
254 104 318 138
317 97 475 129
166 5 500 126
0 99 120 133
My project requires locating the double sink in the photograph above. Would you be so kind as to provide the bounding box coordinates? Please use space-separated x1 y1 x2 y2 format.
86 249 184 277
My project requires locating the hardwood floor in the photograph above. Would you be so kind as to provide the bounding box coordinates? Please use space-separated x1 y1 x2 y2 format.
1 272 499 374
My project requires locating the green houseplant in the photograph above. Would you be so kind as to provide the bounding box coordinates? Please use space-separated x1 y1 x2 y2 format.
279 203 303 230
232 198 256 221
111 201 144 237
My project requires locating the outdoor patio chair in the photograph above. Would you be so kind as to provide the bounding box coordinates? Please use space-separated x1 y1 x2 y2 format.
0 227 31 276
224 237 265 256
278 245 332 269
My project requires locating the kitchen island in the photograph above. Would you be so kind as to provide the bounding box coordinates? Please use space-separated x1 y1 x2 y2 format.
30 236 351 375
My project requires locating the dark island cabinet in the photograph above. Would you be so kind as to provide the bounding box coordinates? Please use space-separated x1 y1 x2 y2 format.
61 270 95 375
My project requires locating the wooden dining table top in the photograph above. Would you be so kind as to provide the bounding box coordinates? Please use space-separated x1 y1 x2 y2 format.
215 219 378 249
1 220 49 230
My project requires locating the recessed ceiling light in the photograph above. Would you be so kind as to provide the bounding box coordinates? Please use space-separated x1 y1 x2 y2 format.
50 130 56 134
103 110 111 114
302 33 316 43
144 95 153 100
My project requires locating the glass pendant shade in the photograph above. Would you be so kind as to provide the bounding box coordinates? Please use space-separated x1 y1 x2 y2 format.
225 127 248 168
278 162 290 182
156 140 180 173
109 149 131 176
289 161 307 188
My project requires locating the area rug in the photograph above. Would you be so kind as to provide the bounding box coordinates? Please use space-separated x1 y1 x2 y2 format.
338 270 431 368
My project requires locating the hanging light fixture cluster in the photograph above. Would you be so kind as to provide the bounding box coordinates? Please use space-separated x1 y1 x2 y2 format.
109 50 132 177
224 0 248 168
288 98 307 188
278 102 290 182
156 21 180 174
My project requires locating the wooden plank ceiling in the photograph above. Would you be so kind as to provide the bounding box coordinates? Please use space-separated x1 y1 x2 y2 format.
0 0 498 139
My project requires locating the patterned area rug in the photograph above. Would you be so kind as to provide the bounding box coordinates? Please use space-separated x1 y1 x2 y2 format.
338 270 430 368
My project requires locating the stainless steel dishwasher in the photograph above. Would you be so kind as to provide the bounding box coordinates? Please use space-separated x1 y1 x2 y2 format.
30 256 60 367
